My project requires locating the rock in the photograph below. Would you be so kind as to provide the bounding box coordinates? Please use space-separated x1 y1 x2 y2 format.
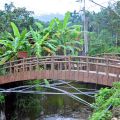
111 117 118 120
112 106 120 119
0 111 6 120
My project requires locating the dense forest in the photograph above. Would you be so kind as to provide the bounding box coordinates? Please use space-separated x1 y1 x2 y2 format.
71 1 120 55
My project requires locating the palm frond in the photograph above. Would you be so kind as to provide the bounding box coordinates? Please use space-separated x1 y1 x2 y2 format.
11 22 20 38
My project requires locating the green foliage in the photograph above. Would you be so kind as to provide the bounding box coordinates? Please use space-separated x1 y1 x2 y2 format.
0 22 30 64
0 2 83 60
15 94 41 119
49 12 83 55
44 79 50 87
82 1 120 55
0 2 34 33
28 12 83 56
0 93 5 104
88 29 120 55
13 79 50 119
90 82 120 120
89 30 112 55
24 79 42 91
11 22 21 38
70 10 82 25
29 25 56 57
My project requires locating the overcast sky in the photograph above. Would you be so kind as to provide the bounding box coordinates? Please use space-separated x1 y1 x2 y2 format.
0 0 118 16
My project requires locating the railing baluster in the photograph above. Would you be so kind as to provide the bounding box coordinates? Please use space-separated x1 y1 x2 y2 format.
9 61 12 74
96 60 99 74
44 62 46 70
116 68 119 81
35 57 39 71
68 56 71 71
64 57 66 70
23 58 25 72
60 62 62 70
106 58 109 79
51 55 54 71
96 59 99 84
29 61 32 71
86 57 89 73
77 61 79 71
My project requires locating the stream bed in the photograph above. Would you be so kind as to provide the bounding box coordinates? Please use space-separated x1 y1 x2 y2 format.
3 82 102 120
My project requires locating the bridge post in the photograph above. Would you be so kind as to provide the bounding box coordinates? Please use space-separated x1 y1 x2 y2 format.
77 61 79 71
64 56 67 70
9 61 12 74
86 56 90 83
68 56 71 71
29 60 32 71
59 62 62 70
116 68 120 82
44 62 46 70
105 58 109 84
22 58 25 72
36 57 39 70
96 59 99 83
86 57 89 73
51 56 55 78
51 55 54 71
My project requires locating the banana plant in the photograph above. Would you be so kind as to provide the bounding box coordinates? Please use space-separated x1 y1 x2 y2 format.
29 24 57 57
30 13 83 56
0 22 30 65
51 12 83 55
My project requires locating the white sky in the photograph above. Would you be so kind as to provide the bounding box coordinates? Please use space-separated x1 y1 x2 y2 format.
0 0 118 16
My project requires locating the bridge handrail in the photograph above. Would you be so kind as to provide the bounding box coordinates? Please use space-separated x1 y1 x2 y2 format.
0 55 120 86
1 61 120 71
0 56 120 79
95 53 120 60
96 53 120 56
2 55 120 65
1 56 120 67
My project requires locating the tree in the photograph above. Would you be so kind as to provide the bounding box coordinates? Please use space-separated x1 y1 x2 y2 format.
0 22 30 64
84 1 120 55
29 24 57 57
29 12 83 56
70 10 82 25
51 12 83 55
0 2 35 33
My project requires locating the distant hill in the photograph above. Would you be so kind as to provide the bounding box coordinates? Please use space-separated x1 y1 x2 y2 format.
35 13 64 22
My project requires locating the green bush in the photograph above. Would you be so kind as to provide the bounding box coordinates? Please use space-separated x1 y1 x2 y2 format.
90 82 120 120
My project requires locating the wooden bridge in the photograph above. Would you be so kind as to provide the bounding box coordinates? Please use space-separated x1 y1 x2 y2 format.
0 56 120 86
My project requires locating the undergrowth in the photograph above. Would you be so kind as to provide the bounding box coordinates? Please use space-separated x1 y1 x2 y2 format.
90 82 120 120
